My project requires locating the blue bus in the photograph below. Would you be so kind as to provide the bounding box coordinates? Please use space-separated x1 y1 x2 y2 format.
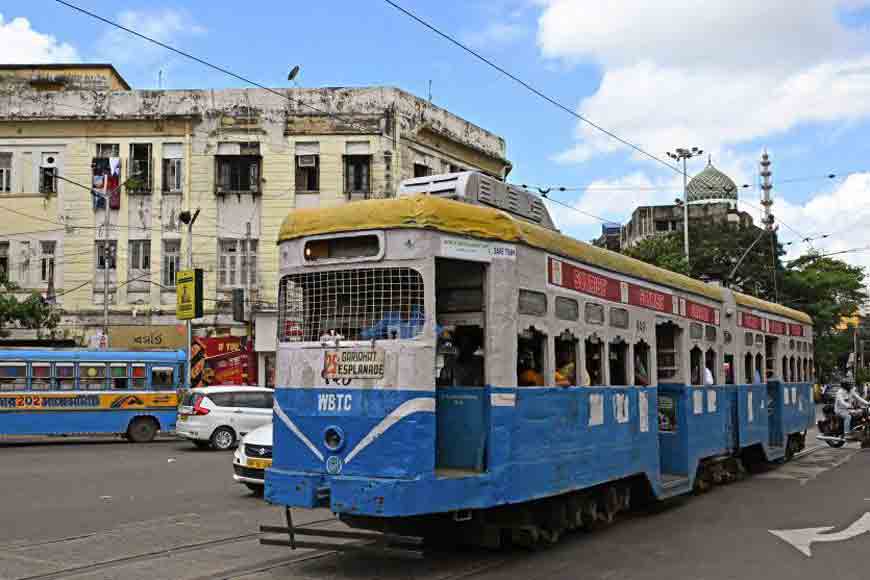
0 349 187 442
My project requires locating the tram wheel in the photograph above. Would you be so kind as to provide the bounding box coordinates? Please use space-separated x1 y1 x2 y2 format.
127 417 158 443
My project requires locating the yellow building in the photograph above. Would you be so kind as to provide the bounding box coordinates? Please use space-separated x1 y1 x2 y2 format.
0 65 511 384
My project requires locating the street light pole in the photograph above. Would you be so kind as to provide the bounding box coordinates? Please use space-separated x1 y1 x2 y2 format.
179 208 200 390
667 147 703 265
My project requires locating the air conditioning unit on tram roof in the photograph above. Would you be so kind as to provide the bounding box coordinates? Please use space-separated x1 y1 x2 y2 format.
397 170 558 231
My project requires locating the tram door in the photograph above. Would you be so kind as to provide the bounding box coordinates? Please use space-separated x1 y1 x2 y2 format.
434 259 488 473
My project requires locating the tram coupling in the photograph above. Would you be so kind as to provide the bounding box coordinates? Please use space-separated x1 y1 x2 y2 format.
260 508 425 559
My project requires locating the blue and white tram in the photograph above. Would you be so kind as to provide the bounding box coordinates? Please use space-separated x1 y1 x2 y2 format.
264 175 815 548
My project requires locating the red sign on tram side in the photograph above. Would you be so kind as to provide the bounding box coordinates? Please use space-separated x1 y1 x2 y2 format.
789 323 804 337
549 258 621 302
740 312 763 330
685 299 718 325
628 285 673 313
768 320 787 335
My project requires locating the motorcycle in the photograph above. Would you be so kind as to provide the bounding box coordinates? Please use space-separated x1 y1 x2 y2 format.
816 404 870 448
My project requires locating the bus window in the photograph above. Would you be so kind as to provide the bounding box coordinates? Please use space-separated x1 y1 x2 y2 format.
517 327 546 386
0 363 26 391
56 363 75 390
31 363 52 390
132 365 146 389
111 364 129 390
152 366 175 390
80 364 107 390
554 332 578 387
585 335 604 386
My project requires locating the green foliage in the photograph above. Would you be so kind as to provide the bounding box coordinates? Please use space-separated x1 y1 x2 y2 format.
624 232 689 275
0 280 61 339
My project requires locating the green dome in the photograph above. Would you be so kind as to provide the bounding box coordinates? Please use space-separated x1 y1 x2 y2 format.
687 161 739 203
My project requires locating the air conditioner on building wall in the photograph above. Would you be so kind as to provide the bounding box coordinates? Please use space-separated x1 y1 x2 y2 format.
297 155 316 167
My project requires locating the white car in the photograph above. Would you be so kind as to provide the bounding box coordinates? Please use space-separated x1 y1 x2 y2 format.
177 386 273 450
233 422 273 493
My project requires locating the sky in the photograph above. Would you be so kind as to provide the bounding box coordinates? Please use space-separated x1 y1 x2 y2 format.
2 0 869 277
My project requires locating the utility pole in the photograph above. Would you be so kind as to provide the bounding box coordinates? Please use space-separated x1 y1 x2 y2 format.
179 208 200 390
666 147 703 264
245 221 253 386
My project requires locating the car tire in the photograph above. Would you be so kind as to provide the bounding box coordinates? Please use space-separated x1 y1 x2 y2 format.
210 427 236 450
127 417 158 443
193 440 211 450
244 483 264 496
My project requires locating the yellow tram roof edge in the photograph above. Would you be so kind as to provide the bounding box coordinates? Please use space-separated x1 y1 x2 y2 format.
278 196 812 325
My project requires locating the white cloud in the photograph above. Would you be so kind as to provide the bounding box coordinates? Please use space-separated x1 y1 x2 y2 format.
97 9 204 67
537 1 870 163
0 14 79 63
463 21 527 49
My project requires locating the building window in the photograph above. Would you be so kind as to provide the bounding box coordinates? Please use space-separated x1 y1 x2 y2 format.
39 167 56 194
414 163 431 178
0 241 9 281
96 240 117 270
128 240 150 291
96 143 120 157
216 156 260 194
295 154 319 192
162 157 183 193
18 241 31 284
0 152 10 192
162 240 180 287
344 155 371 195
40 241 55 283
128 143 153 193
219 239 257 288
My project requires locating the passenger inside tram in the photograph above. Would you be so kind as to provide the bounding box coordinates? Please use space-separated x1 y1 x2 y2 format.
517 329 545 386
554 336 577 387
585 337 604 386
634 344 650 386
438 326 485 387
609 340 628 385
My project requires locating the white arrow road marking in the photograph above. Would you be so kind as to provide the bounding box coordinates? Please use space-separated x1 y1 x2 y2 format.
770 512 870 557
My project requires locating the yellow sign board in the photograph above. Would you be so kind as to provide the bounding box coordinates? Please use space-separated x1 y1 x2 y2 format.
108 325 187 350
176 269 203 320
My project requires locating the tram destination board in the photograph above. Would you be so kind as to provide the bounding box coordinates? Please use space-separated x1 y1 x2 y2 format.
322 349 385 380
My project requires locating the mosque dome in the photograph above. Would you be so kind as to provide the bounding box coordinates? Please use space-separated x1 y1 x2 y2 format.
686 158 739 204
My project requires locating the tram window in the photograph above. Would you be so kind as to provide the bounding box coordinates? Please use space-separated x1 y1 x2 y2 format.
518 289 547 316
789 339 795 350
517 328 546 386
634 342 651 386
151 367 175 390
690 347 703 386
584 303 604 325
789 357 796 383
655 322 680 382
744 332 754 347
610 307 629 329
438 325 485 387
754 353 764 382
705 325 716 342
132 365 146 389
304 235 379 261
609 340 628 386
0 363 26 391
705 349 717 385
724 331 733 345
690 323 703 340
111 364 129 390
31 363 51 390
56 363 75 390
554 333 578 386
781 356 788 382
765 336 777 380
555 297 579 321
724 354 735 385
80 364 107 390
744 353 754 384
585 336 604 386
755 334 764 346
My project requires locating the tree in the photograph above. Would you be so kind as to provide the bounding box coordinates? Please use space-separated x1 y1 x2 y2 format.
0 279 61 339
624 232 689 275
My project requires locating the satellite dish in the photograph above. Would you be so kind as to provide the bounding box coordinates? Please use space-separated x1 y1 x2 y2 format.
288 65 300 82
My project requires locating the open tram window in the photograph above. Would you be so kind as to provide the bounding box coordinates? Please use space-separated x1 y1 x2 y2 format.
634 341 651 386
56 363 75 390
304 234 380 262
789 357 796 383
765 336 777 380
438 325 484 387
132 364 146 389
724 354 735 385
803 359 809 382
609 338 628 386
111 364 129 390
31 363 51 390
754 353 764 383
690 346 703 386
655 321 681 382
0 363 26 391
555 331 578 387
585 334 604 386
705 348 717 385
744 353 754 384
781 356 788 382
151 366 175 390
436 259 486 387
518 327 546 386
80 364 107 390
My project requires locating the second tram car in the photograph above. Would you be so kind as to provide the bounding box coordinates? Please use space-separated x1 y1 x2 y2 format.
263 172 815 549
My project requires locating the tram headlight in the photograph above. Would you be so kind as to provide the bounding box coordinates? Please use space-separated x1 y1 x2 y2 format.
324 426 344 452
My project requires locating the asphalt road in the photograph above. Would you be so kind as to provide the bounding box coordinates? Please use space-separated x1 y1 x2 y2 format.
1 430 868 580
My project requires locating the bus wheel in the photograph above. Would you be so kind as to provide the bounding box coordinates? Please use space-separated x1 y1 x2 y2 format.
127 417 158 443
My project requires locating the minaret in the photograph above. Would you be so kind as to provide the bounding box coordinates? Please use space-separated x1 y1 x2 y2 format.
759 150 774 231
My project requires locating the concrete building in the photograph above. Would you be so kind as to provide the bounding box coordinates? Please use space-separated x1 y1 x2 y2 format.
0 64 511 385
595 160 755 251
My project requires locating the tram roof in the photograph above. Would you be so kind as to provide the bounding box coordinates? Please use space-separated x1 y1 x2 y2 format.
278 196 812 325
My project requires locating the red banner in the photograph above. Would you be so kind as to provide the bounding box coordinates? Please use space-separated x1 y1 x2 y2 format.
740 312 763 330
549 258 621 302
628 285 673 313
789 323 804 337
194 336 256 386
686 300 717 325
768 320 787 335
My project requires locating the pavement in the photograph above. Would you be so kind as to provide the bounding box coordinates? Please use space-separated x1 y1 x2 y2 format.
0 425 868 580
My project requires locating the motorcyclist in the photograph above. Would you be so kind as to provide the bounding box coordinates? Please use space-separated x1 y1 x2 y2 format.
834 380 870 438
